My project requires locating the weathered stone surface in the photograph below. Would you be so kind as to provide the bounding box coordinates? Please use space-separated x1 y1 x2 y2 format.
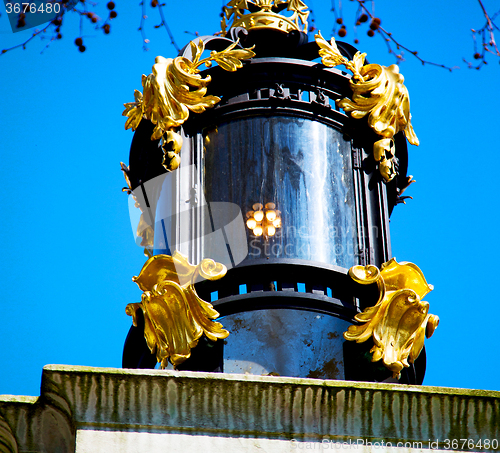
0 365 498 452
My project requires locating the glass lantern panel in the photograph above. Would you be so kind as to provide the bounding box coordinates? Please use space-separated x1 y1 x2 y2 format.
203 115 357 268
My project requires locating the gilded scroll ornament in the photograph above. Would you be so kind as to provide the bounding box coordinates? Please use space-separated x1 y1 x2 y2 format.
221 0 309 35
344 259 439 378
315 32 419 182
126 251 229 368
123 39 255 171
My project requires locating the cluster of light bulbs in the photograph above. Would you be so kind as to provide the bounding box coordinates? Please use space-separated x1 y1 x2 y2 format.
246 202 282 237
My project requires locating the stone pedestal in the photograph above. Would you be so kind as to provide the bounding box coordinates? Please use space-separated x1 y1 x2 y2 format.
0 365 498 452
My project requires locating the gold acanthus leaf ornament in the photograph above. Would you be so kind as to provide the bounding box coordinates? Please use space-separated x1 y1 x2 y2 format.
123 39 255 171
315 32 419 182
344 259 439 378
126 251 229 368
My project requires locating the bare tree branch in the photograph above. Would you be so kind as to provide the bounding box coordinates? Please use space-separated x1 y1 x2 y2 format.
464 0 500 69
157 3 181 53
1 0 498 72
1 0 119 55
1 21 53 55
352 0 459 71
138 0 150 51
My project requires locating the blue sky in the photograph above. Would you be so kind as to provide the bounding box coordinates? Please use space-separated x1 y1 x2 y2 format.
1 0 499 397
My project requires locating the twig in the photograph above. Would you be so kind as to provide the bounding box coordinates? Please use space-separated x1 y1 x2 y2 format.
465 0 500 68
477 0 500 55
158 3 180 53
353 0 458 71
1 22 52 54
138 1 150 51
1 0 109 56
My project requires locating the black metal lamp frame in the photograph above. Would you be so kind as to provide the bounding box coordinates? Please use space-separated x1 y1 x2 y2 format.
122 27 423 384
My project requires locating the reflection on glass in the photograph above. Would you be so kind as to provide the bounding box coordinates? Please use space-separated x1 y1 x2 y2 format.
203 116 357 268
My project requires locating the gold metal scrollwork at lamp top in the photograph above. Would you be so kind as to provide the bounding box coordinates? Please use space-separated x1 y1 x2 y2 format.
344 259 439 378
122 39 255 171
125 251 229 368
246 202 282 237
315 32 419 182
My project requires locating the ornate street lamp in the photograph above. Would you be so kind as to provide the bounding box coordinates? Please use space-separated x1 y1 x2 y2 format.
121 0 438 384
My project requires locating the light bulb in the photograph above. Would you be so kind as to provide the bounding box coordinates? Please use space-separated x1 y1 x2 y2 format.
266 210 276 222
273 217 281 228
246 218 257 229
267 225 276 237
254 210 264 222
254 226 263 236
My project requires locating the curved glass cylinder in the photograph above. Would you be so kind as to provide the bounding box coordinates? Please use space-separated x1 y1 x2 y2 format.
203 115 357 268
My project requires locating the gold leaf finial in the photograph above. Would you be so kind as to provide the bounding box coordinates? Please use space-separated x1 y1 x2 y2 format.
123 39 255 171
344 259 439 378
126 251 229 368
315 32 419 182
